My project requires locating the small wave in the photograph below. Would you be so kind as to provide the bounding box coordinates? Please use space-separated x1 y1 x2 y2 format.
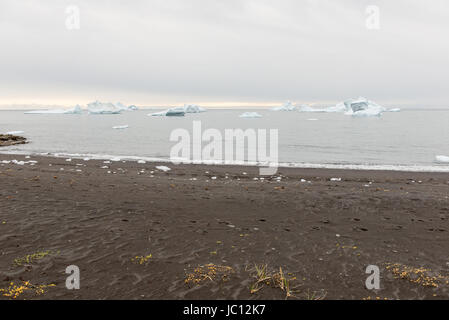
1 150 449 172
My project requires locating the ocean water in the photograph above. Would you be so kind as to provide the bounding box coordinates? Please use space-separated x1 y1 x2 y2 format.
1 109 449 171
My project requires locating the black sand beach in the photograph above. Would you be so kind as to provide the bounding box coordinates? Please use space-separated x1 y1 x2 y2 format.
1 154 449 300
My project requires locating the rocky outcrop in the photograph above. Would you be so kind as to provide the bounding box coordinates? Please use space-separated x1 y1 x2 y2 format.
0 134 27 147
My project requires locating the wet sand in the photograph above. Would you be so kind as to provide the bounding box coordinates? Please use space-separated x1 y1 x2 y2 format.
1 154 449 300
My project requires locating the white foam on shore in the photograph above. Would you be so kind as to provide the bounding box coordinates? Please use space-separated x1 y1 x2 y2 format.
2 150 449 173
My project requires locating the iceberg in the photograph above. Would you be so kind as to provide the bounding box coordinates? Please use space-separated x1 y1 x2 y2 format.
271 101 297 111
298 104 341 113
298 97 386 116
24 105 83 114
87 101 121 114
436 155 449 163
342 97 386 117
182 104 206 113
239 112 262 118
112 125 129 130
150 108 185 117
114 102 138 111
150 104 204 116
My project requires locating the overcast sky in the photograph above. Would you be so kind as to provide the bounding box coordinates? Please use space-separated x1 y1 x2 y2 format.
0 0 448 108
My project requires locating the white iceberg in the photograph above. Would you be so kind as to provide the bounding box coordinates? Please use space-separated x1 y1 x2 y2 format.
182 104 206 113
114 102 138 111
150 104 204 116
239 112 262 118
343 97 386 117
271 101 297 111
298 104 339 113
6 131 25 135
298 97 386 116
88 101 121 114
24 105 83 114
112 125 129 130
436 155 449 163
149 108 185 117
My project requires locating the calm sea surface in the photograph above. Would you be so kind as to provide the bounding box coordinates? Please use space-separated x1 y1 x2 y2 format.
1 109 449 171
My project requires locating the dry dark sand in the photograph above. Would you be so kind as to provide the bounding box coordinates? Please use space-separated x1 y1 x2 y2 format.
1 154 449 300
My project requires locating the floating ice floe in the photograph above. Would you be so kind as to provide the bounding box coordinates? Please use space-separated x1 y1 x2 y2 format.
156 165 171 172
112 125 129 130
386 108 401 112
6 131 25 135
436 155 449 163
87 101 121 114
24 105 83 114
330 178 342 181
271 101 297 111
239 112 262 118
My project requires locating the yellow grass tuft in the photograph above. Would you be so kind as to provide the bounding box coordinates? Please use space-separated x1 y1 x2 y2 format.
13 250 58 266
185 264 234 286
131 254 152 265
0 281 56 299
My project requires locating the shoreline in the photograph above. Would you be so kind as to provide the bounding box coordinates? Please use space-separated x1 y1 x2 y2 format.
1 154 449 299
1 150 449 173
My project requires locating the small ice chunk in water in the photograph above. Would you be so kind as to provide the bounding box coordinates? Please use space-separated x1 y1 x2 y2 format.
112 125 129 130
239 112 262 118
156 166 171 172
436 155 449 163
330 178 342 181
137 160 146 164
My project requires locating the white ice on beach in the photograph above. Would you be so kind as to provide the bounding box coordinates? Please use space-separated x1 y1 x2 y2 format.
87 101 121 114
24 105 82 115
239 112 262 118
436 155 449 163
156 165 171 172
271 101 297 111
112 125 129 130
